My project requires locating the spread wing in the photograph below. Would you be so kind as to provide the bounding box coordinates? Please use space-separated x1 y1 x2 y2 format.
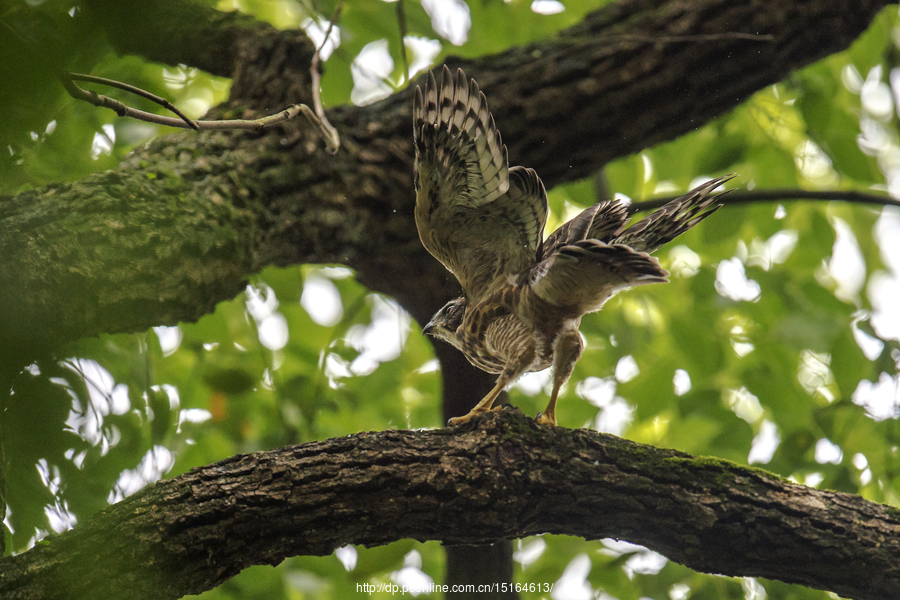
527 241 668 316
525 175 735 316
612 175 734 253
414 65 548 301
541 200 629 258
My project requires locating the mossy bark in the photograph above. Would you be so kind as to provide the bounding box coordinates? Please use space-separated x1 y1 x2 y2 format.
0 409 896 600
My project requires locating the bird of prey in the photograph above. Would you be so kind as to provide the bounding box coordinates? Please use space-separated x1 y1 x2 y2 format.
413 65 733 427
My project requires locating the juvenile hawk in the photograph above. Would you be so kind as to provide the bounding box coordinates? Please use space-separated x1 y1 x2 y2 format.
413 65 733 427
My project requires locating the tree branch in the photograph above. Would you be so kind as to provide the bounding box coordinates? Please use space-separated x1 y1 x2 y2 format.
630 188 900 213
63 73 320 132
0 409 895 600
0 0 891 361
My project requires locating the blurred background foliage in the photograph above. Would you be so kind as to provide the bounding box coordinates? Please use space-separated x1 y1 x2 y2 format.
2 0 900 599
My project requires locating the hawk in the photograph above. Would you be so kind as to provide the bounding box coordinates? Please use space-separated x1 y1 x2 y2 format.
413 65 733 427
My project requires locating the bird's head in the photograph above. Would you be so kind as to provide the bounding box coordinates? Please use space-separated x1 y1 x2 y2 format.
423 297 467 345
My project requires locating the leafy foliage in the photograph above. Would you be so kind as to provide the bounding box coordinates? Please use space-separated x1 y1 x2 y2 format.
3 1 900 599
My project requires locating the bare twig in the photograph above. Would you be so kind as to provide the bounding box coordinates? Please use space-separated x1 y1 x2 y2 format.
2 18 334 141
308 0 346 154
70 73 199 130
609 32 776 44
60 74 310 131
630 187 900 214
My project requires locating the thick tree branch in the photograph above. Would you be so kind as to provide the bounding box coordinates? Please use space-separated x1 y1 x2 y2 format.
0 409 895 600
81 0 317 108
0 0 890 365
81 0 268 81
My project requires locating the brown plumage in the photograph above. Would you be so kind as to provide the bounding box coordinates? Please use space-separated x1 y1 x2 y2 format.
414 65 734 426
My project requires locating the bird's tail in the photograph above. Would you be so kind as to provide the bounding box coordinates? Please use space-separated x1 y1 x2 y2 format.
612 174 736 254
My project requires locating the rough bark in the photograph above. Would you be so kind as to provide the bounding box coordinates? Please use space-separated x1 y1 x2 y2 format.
0 409 896 600
0 0 891 363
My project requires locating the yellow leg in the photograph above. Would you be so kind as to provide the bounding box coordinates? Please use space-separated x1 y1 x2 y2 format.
535 327 583 427
448 342 535 426
447 376 509 426
534 386 560 426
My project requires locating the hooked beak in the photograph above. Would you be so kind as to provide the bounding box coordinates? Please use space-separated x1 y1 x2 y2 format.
423 319 435 336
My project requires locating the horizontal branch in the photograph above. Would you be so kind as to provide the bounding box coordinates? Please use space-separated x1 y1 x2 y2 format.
631 188 900 213
0 409 896 600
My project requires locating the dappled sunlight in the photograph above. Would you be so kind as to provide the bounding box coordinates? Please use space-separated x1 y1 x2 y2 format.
724 386 764 424
576 376 634 436
45 498 77 534
667 244 702 277
748 419 780 465
818 217 865 303
794 139 838 184
421 0 471 46
90 124 115 160
335 545 357 571
63 358 131 449
715 257 761 302
742 577 768 600
5 1 900 597
746 229 798 271
531 0 565 16
300 16 341 61
614 355 639 383
514 538 547 569
869 208 900 341
391 550 434 595
512 368 552 396
345 295 412 373
853 453 873 486
673 368 691 396
600 539 667 578
796 472 825 488
107 445 175 503
551 553 592 600
852 372 900 421
797 349 836 403
351 40 395 105
248 283 291 351
404 36 442 80
153 325 183 356
814 438 843 465
729 322 755 357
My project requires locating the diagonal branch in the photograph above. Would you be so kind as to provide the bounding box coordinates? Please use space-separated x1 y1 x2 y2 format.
0 409 896 600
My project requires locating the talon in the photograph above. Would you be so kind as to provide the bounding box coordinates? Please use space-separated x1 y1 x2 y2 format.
448 409 484 426
534 411 557 426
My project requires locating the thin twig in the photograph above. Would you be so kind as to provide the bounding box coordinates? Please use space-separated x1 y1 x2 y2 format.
609 32 775 44
71 73 199 130
562 32 776 46
396 0 411 82
60 74 310 130
629 188 900 214
308 0 346 154
3 18 332 140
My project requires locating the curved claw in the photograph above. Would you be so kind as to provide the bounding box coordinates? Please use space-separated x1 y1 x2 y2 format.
448 404 507 427
534 411 557 426
448 411 482 427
